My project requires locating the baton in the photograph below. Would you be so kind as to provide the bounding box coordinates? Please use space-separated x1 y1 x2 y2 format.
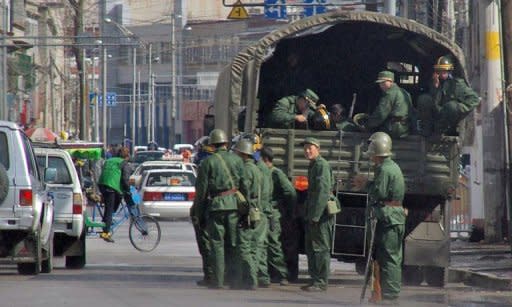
348 93 357 119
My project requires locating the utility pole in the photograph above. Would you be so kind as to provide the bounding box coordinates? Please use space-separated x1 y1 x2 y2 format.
170 14 177 147
383 0 396 15
0 0 7 121
100 0 106 147
131 47 137 152
147 43 153 143
482 0 506 242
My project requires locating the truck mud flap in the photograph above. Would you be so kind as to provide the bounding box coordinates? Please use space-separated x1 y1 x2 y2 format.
404 221 450 267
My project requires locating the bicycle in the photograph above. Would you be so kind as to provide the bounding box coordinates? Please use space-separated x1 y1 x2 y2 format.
85 187 162 252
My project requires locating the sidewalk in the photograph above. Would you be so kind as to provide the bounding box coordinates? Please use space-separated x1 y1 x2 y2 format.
449 239 512 290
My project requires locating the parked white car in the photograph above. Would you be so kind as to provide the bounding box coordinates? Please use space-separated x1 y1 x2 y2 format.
130 160 197 188
0 121 54 275
35 147 87 269
140 169 196 219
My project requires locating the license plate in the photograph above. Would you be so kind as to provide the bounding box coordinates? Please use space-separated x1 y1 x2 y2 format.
164 193 185 201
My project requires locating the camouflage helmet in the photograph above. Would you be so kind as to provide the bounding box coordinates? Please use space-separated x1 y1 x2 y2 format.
366 131 392 157
433 55 454 71
234 139 254 156
208 129 228 145
310 104 331 130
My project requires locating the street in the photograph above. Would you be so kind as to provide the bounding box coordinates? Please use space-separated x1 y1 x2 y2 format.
0 221 508 307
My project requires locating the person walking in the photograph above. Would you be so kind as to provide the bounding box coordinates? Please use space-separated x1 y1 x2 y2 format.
301 137 335 292
192 129 245 289
352 132 407 304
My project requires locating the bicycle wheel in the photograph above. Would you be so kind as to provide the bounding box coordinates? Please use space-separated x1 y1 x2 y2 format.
129 215 161 252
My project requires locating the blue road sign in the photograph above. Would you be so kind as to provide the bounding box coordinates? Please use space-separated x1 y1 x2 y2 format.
264 0 287 19
303 0 327 17
89 92 117 106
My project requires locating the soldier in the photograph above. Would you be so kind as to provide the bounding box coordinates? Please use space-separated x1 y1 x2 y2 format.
266 88 319 129
233 139 265 290
417 55 479 136
352 132 406 304
301 137 335 292
261 146 294 285
366 71 413 138
193 129 245 289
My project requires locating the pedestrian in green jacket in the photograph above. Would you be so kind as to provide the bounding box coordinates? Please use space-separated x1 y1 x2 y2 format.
366 71 413 138
417 55 479 136
193 129 245 289
301 137 334 292
352 132 406 304
233 139 264 290
266 88 319 129
261 146 294 285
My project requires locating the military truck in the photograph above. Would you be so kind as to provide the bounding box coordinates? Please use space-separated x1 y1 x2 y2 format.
212 11 469 286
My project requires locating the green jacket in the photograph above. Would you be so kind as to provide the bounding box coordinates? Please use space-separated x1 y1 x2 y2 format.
98 157 124 193
256 160 273 214
368 157 406 227
305 155 333 222
367 83 412 138
430 77 479 114
240 159 263 211
266 95 315 129
270 166 297 215
193 148 245 220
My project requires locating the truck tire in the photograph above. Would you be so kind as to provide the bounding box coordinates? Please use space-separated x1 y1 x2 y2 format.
41 231 54 273
0 163 8 204
402 265 423 286
65 231 86 269
425 266 446 287
17 228 42 275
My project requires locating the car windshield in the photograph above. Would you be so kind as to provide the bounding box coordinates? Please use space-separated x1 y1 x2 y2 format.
136 164 183 175
0 132 8 169
145 172 196 187
36 156 72 184
133 151 164 164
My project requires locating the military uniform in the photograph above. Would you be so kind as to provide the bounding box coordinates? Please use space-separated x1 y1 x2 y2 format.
190 202 212 285
255 161 273 286
367 71 413 138
193 147 245 289
304 139 334 290
269 166 296 282
266 89 319 129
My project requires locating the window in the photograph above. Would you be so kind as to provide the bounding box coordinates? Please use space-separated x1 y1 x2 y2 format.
21 134 37 179
36 156 73 184
146 172 195 187
0 132 9 170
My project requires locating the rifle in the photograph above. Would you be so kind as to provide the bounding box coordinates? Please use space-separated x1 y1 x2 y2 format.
348 93 357 119
360 208 377 304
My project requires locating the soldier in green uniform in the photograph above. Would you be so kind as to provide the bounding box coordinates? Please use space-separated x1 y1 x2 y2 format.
329 104 359 132
261 146 294 285
266 88 319 129
233 139 265 290
301 137 334 292
366 71 413 138
193 129 245 289
417 55 479 136
352 132 407 304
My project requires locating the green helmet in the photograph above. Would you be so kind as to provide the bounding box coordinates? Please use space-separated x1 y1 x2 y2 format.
234 139 254 156
433 55 454 71
366 132 392 157
208 129 228 145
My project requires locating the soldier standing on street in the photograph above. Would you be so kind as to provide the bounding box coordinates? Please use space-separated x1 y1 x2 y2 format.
301 137 334 292
193 129 245 289
366 71 413 138
416 55 479 136
352 132 407 304
233 139 265 290
261 146 294 285
266 89 319 129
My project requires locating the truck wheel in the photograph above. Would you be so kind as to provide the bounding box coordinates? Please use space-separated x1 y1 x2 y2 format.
355 260 366 275
17 228 42 275
65 231 86 269
41 231 54 273
0 163 8 204
402 265 423 285
425 266 445 287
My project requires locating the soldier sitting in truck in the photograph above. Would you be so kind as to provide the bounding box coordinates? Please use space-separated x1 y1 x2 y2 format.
365 71 413 138
265 89 319 129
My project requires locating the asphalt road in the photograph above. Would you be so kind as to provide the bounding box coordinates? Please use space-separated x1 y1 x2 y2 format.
0 221 510 307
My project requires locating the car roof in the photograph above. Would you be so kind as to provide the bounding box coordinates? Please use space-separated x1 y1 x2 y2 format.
144 169 195 175
34 147 72 158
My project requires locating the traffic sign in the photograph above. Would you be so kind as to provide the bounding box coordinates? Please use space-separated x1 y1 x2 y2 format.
264 0 287 19
228 0 249 19
89 92 117 106
303 0 327 17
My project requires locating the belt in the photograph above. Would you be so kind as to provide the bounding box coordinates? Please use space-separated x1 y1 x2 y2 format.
214 188 238 197
383 200 402 207
390 116 407 123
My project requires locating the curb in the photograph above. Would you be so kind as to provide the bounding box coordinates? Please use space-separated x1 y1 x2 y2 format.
449 268 512 291
450 249 511 256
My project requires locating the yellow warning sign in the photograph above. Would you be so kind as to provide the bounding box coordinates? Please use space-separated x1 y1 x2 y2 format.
228 0 249 19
